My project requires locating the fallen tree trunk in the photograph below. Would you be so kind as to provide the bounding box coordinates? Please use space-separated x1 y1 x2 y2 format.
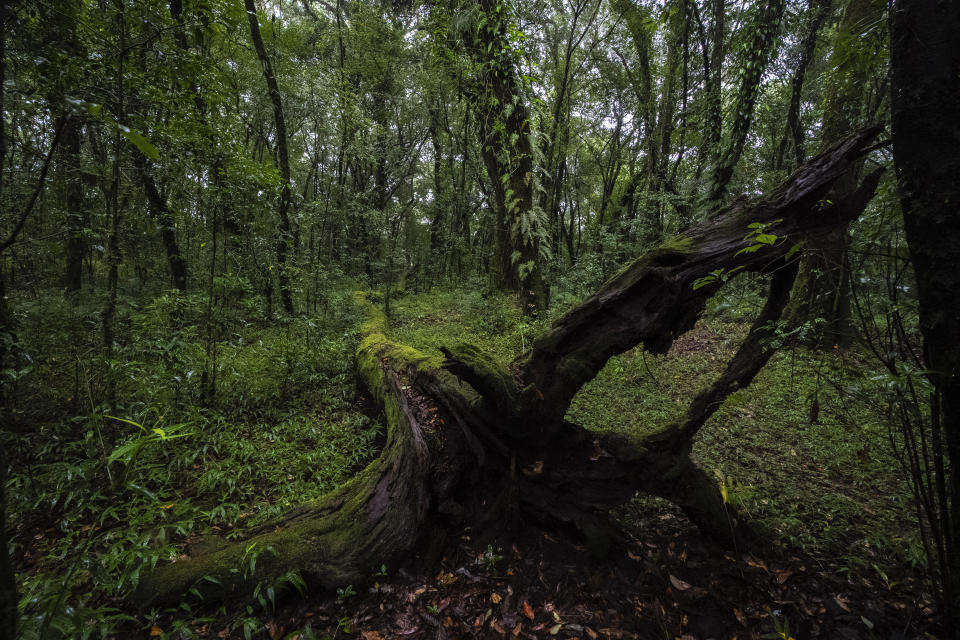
134 127 883 609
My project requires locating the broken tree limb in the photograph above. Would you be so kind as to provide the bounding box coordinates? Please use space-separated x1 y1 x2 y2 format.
133 128 885 609
511 128 884 435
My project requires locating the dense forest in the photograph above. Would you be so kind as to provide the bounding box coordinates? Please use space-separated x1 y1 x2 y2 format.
1 0 958 638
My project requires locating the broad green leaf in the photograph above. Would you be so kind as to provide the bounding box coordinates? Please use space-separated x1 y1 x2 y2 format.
120 126 160 161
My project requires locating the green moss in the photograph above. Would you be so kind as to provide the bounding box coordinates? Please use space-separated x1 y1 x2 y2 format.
441 342 517 406
660 234 694 252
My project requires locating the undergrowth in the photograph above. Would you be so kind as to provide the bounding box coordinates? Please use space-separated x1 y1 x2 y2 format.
3 275 925 638
4 277 382 639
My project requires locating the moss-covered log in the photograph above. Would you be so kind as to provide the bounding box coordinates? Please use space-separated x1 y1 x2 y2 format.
133 296 454 608
135 128 884 609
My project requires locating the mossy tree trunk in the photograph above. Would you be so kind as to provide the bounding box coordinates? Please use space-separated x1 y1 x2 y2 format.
134 128 883 610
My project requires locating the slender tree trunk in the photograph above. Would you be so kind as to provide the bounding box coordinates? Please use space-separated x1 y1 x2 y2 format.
776 0 833 172
891 0 960 630
102 5 126 409
245 0 294 315
700 0 785 212
133 154 187 292
63 116 85 293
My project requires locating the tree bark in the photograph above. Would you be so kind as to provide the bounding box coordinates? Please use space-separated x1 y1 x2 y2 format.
891 0 960 629
62 116 86 293
133 128 882 609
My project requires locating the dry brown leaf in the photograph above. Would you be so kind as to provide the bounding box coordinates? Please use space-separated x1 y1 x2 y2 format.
150 626 163 638
745 557 769 571
585 627 598 639
733 608 747 625
512 623 522 636
776 570 793 584
361 632 385 640
834 595 852 612
522 600 535 620
491 592 502 604
669 574 692 591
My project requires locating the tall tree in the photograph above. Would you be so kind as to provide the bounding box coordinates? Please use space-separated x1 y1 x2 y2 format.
782 0 887 346
891 0 960 629
699 0 785 212
245 0 295 315
455 0 549 312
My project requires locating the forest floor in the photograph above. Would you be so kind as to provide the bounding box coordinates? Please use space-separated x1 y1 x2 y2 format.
5 281 944 639
261 510 938 640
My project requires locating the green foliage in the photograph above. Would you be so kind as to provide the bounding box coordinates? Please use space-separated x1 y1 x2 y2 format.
4 277 380 637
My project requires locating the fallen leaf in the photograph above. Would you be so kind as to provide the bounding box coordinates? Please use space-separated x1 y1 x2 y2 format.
834 595 852 612
361 632 385 640
491 592 502 604
150 626 163 637
512 623 522 636
585 627 598 639
733 608 747 625
746 557 769 571
776 570 793 584
669 574 692 591
522 601 535 620
549 623 562 635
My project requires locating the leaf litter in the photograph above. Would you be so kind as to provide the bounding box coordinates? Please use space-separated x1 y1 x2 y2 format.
209 510 943 640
